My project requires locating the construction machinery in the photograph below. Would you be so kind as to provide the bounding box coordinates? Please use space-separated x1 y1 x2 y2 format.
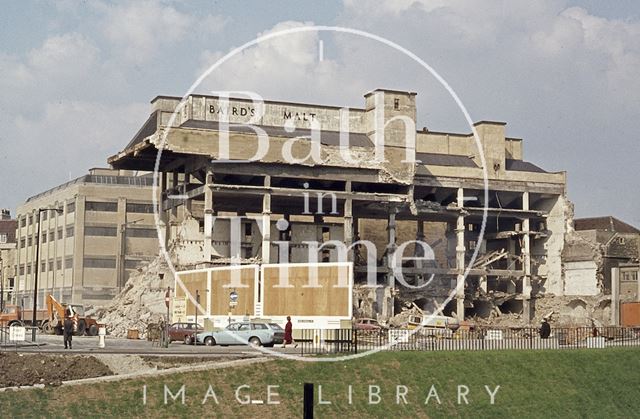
0 304 47 327
41 295 103 336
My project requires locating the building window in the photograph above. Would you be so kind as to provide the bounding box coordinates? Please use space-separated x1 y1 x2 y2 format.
619 237 626 245
48 260 53 271
42 211 48 221
126 203 155 213
56 258 62 270
28 237 32 247
126 228 157 238
57 227 63 240
83 257 116 269
67 201 75 213
622 271 638 282
66 226 74 237
20 217 26 228
124 259 144 269
41 261 46 272
64 256 73 269
49 231 55 242
28 215 33 225
27 265 31 275
86 201 118 212
394 98 400 110
85 226 118 237
20 238 25 248
19 265 24 275
42 233 47 243
0 233 6 244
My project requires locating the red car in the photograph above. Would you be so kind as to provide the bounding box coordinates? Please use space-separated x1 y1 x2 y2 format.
168 322 203 344
354 318 385 330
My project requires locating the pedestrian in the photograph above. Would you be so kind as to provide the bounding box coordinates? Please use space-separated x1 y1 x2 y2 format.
63 316 74 349
539 318 551 339
282 316 297 348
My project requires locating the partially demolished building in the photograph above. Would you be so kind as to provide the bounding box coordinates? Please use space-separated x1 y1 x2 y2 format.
108 89 571 323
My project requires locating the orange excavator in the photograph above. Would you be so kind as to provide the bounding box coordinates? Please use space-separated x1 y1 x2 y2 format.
41 295 103 336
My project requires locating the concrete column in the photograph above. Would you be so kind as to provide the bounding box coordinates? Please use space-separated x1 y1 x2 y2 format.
115 197 127 291
344 181 353 261
262 176 271 263
71 196 84 304
612 267 619 325
455 187 466 321
414 219 425 286
171 171 179 219
479 275 488 293
184 173 192 215
522 191 532 323
159 172 170 248
386 207 398 318
203 168 214 262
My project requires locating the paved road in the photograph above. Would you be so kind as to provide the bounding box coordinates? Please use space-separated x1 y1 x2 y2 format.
4 333 304 357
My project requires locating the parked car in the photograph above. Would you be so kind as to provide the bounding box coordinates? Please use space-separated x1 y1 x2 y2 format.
354 318 385 330
168 322 204 344
196 322 285 347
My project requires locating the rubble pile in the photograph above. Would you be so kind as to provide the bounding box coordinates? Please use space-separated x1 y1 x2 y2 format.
96 256 172 338
388 303 423 328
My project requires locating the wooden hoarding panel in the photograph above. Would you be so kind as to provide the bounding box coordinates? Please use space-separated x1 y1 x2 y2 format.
262 263 351 317
621 302 640 327
209 267 256 316
175 271 208 316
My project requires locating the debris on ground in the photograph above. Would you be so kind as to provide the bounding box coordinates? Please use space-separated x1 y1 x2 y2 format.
95 256 172 338
0 353 112 387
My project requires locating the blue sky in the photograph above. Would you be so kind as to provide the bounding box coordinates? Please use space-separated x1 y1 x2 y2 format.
0 0 638 226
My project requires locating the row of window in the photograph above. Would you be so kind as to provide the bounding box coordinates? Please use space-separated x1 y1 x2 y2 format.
17 257 146 274
18 202 155 227
17 224 158 247
19 203 75 227
18 257 73 274
19 227 74 248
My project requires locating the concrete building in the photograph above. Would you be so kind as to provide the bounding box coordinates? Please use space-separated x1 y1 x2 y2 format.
14 168 160 307
108 89 571 323
0 209 17 309
562 216 640 324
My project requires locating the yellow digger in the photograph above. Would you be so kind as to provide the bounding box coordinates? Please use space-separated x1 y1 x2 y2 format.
41 295 103 336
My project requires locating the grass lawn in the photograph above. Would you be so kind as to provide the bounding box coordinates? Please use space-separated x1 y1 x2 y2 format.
1 348 637 418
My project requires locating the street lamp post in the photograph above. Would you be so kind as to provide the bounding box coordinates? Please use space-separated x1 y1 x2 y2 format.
32 207 62 341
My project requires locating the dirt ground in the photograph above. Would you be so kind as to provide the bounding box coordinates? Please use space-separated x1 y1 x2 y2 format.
0 352 113 387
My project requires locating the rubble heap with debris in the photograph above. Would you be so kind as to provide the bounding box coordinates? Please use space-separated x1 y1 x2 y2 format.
96 256 173 338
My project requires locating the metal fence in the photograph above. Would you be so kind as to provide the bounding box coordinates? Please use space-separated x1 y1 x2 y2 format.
295 326 640 356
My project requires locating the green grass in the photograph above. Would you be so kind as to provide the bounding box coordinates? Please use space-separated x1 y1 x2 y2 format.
1 348 638 418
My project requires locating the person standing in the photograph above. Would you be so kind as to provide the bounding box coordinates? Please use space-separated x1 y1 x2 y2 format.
283 316 297 348
539 318 551 339
63 316 74 349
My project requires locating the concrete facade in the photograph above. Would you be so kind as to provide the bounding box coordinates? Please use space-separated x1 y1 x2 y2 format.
0 209 17 308
13 168 160 307
109 89 570 324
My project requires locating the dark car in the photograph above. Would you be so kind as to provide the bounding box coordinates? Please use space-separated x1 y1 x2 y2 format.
168 322 203 344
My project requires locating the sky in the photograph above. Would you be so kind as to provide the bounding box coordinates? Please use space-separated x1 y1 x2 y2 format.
0 0 638 226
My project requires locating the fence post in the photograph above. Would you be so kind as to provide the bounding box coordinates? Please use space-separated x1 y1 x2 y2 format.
353 327 357 354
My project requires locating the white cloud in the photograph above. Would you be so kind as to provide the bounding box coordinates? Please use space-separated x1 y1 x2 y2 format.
98 0 227 64
196 21 366 105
